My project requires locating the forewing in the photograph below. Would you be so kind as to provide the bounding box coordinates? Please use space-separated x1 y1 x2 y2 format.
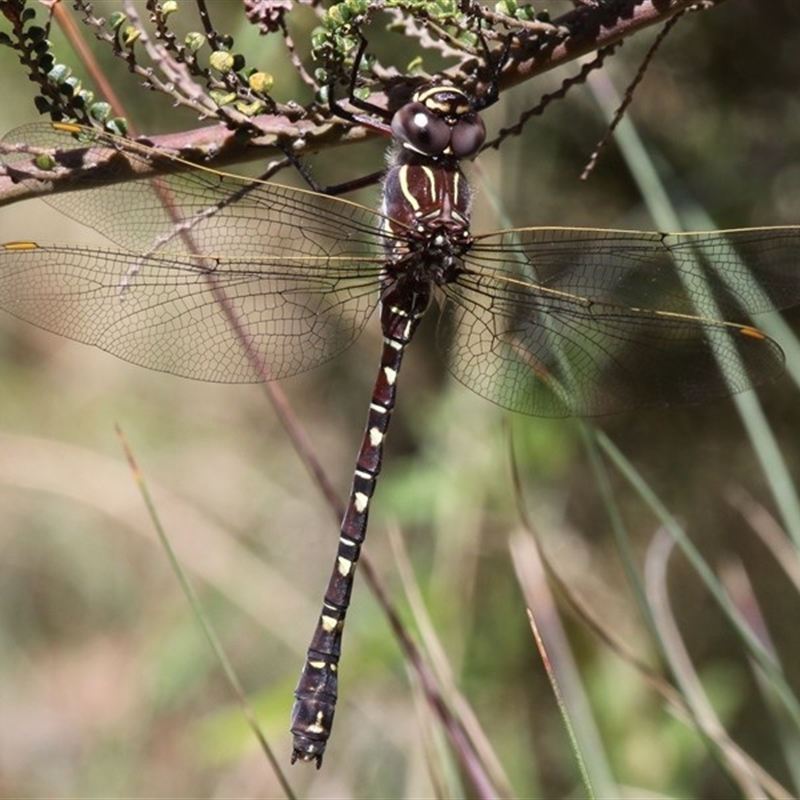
1 123 384 259
0 124 387 382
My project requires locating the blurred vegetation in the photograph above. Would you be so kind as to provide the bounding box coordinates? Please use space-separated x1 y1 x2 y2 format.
1 1 800 798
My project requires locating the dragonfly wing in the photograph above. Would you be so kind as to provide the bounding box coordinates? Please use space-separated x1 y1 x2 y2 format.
472 226 800 319
1 123 385 261
437 227 792 417
0 124 388 382
0 242 380 382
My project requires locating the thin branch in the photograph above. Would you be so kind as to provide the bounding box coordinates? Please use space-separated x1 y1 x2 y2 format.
0 115 370 208
496 0 733 93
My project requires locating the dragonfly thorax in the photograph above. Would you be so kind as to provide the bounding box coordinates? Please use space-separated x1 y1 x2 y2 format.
381 155 473 286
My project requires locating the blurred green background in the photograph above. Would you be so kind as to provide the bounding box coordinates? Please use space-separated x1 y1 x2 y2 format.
1 1 800 797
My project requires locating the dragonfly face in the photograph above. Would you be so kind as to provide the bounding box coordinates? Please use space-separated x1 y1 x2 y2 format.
2 80 800 767
389 84 486 159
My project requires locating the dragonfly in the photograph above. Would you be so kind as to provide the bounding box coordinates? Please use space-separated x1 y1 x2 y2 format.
1 84 800 766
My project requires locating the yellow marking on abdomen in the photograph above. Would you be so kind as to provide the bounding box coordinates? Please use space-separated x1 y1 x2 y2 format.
321 615 338 633
337 556 353 576
308 712 326 734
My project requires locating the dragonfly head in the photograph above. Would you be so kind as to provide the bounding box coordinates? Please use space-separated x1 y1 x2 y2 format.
390 84 486 160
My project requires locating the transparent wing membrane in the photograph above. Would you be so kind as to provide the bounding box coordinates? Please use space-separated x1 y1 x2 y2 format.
439 273 780 416
1 124 384 381
447 227 799 415
0 243 380 381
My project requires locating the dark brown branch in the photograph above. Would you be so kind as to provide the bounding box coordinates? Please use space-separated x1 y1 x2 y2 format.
0 114 370 208
496 0 733 92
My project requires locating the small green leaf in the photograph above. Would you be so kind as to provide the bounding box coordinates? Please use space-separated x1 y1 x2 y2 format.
328 6 345 26
310 28 328 50
62 76 82 97
25 25 46 42
316 84 330 104
47 63 72 84
37 53 54 72
33 95 51 115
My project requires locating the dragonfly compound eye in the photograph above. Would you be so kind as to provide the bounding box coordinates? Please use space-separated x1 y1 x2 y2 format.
449 113 486 158
391 101 452 156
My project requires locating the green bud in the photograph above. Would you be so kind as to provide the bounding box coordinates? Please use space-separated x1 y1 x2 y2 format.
122 26 141 47
109 11 127 30
35 152 56 171
209 50 235 73
209 89 236 106
234 99 266 116
248 71 273 93
185 31 206 52
89 102 112 122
